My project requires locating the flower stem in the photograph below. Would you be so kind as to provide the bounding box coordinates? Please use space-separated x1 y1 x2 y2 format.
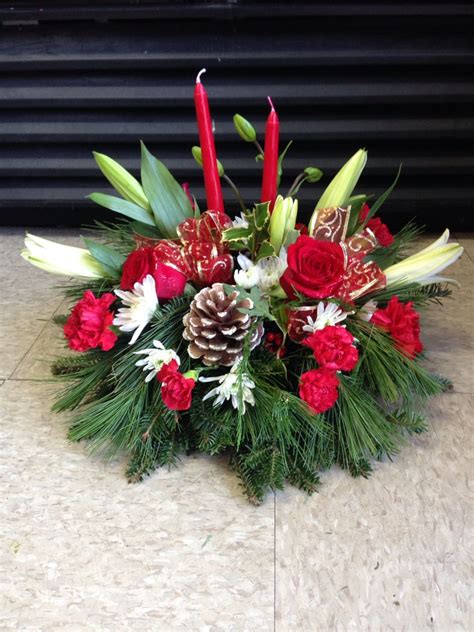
253 139 265 156
223 174 247 213
287 172 306 197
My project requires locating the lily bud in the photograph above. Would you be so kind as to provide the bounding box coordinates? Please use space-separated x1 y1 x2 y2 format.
304 167 323 183
192 146 225 177
385 230 463 286
93 152 150 211
233 114 257 143
21 233 106 278
269 195 298 254
309 149 367 233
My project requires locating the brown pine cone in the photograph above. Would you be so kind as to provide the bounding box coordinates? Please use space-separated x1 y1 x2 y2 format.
183 283 263 366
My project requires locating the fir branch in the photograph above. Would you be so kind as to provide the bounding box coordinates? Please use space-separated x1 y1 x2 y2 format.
364 281 452 308
367 220 423 268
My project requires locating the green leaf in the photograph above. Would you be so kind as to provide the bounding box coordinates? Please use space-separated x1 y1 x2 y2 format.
140 141 193 238
257 240 275 259
82 237 125 280
93 151 151 211
253 202 270 230
88 192 156 226
222 226 252 243
361 165 402 227
129 221 163 239
277 140 293 186
224 285 274 321
346 194 370 236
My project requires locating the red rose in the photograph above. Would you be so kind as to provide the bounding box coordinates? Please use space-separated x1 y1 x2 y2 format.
280 236 346 300
299 368 340 414
371 296 423 359
303 325 359 372
121 247 187 299
359 204 394 248
161 373 195 410
64 290 117 352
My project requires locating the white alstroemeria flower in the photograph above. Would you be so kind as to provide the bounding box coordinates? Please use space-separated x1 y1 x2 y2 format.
134 340 180 382
302 301 349 334
356 299 378 322
234 250 287 292
200 361 256 414
113 274 158 344
234 254 260 289
232 212 249 229
21 233 105 278
256 249 287 291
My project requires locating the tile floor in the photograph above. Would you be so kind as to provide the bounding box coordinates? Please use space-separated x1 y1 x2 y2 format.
0 228 472 632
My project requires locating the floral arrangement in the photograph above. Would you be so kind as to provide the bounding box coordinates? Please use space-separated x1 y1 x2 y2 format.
22 71 463 503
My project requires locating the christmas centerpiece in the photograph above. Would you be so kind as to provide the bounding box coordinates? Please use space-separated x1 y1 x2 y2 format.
22 70 463 503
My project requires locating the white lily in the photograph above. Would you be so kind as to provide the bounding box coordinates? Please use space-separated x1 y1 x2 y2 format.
385 230 463 287
21 233 105 278
113 274 158 344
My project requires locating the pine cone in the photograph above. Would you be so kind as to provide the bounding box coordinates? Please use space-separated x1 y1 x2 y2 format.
183 283 263 366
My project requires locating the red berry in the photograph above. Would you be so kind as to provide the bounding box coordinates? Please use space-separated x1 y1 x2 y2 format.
266 332 276 342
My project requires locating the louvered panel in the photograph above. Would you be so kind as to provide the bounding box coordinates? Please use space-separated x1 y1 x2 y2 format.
0 0 473 230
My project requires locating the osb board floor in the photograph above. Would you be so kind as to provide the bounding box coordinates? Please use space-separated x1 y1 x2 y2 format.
0 228 472 632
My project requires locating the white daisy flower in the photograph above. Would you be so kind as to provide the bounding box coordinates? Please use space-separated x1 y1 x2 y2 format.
113 274 158 344
134 340 180 382
200 361 256 414
302 301 349 334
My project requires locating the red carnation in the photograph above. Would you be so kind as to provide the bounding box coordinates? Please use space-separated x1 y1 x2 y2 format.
280 235 346 300
371 296 423 359
359 204 394 247
303 325 359 372
158 361 195 411
299 368 340 414
64 290 117 352
120 247 187 299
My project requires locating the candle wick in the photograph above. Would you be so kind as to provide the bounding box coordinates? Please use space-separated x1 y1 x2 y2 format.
267 96 275 111
196 68 207 84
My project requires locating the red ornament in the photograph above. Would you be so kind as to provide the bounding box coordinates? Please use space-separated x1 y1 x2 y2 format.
153 210 234 286
287 306 319 342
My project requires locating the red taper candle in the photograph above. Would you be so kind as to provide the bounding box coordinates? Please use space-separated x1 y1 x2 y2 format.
194 68 224 212
260 96 280 210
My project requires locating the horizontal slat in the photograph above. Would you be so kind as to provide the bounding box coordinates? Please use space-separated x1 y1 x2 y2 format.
1 117 472 141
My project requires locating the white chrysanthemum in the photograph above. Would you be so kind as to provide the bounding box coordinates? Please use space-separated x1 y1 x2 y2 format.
302 301 349 334
234 250 287 292
234 253 260 289
200 361 255 414
113 274 158 344
232 212 249 229
134 340 180 382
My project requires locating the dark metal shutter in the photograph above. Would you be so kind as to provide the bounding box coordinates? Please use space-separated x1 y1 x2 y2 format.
1 1 473 230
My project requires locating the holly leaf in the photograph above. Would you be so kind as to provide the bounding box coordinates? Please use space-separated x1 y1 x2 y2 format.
223 284 275 321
